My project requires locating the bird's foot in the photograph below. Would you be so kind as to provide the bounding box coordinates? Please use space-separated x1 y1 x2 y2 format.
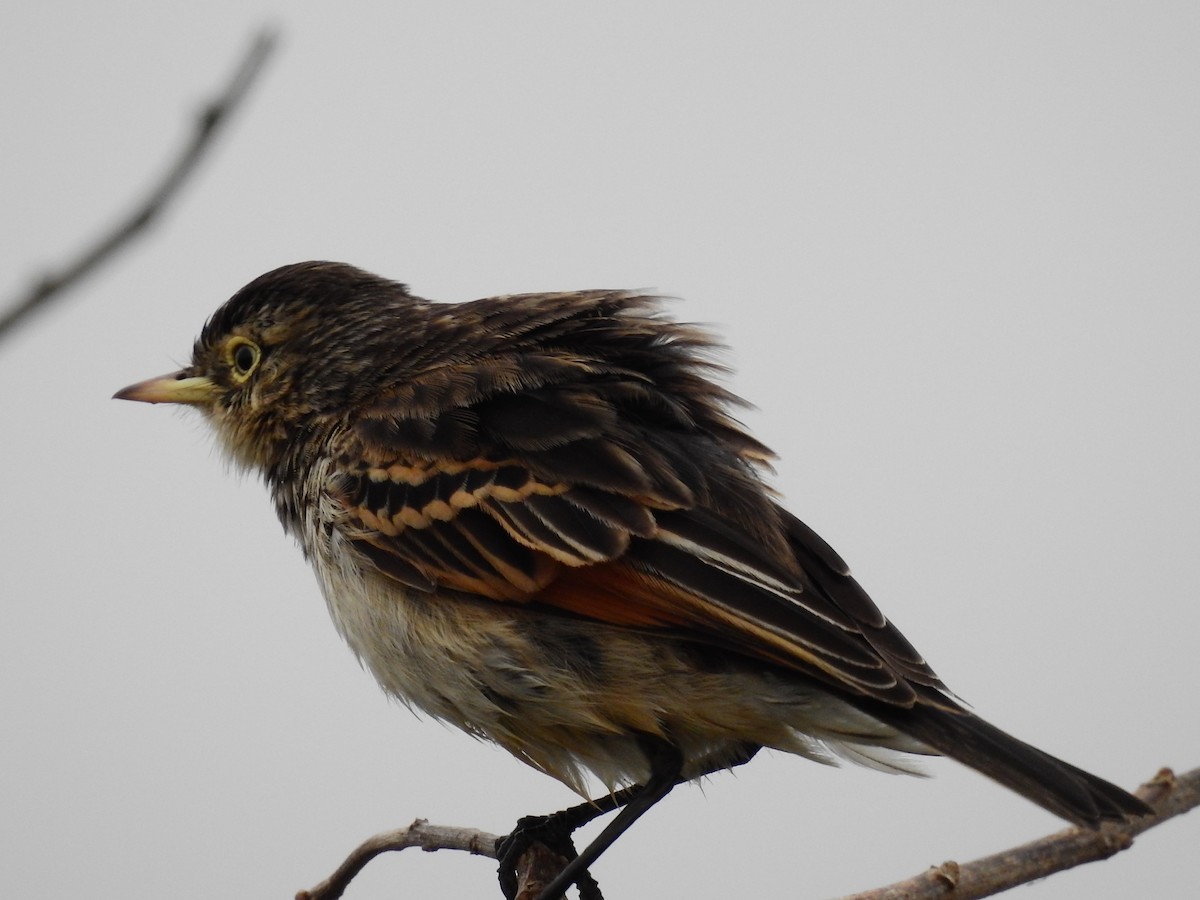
496 812 604 900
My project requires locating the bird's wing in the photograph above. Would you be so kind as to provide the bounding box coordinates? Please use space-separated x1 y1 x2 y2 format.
327 347 947 708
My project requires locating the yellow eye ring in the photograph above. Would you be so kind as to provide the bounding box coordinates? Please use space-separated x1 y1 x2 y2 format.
226 336 262 382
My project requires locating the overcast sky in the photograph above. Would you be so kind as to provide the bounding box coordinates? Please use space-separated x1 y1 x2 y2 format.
2 4 1197 899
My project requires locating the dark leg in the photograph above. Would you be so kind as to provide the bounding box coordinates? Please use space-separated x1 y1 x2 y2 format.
533 737 682 900
496 741 760 900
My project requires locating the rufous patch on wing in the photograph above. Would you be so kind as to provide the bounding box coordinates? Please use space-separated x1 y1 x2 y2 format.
533 563 696 628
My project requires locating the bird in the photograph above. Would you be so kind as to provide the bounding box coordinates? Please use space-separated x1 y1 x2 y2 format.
115 261 1149 897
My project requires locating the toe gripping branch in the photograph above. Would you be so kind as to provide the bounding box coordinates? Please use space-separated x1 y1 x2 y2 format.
496 807 608 900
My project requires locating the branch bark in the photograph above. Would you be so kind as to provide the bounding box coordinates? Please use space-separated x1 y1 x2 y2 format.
834 766 1197 900
295 819 501 900
0 28 278 345
297 766 1198 900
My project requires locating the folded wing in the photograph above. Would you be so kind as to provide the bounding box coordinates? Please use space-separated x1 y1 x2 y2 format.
325 295 947 710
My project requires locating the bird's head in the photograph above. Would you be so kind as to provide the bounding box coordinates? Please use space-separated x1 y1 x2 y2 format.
114 261 425 475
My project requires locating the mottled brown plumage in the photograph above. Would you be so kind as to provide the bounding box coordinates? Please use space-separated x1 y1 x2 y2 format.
116 261 1149 895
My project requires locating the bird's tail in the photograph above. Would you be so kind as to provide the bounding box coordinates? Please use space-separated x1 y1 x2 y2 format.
869 702 1151 827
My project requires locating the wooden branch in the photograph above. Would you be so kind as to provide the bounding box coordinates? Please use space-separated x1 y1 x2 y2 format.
0 28 278 344
295 819 501 900
298 766 1197 900
293 818 576 900
834 766 1199 900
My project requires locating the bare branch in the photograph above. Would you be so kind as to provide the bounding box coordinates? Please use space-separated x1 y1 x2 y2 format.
512 841 579 900
293 819 585 900
296 767 1196 900
834 766 1200 900
0 28 278 345
295 819 500 900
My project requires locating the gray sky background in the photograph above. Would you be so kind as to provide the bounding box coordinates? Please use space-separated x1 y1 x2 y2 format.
2 4 1197 898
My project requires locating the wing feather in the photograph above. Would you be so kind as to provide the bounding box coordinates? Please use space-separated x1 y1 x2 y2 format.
324 291 949 707
485 498 603 566
560 487 657 538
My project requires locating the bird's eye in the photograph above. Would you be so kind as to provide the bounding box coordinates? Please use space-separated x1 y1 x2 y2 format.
226 337 262 382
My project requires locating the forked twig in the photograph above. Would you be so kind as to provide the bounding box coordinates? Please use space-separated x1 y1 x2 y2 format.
0 28 278 344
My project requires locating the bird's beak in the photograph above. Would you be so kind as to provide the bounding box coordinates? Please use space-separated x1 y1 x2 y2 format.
113 371 219 405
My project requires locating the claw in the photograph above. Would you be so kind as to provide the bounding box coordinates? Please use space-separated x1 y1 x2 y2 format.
496 813 603 900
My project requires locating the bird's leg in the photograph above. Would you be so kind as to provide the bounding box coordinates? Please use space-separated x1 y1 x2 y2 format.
530 738 681 900
496 741 760 900
496 781 648 899
495 742 678 900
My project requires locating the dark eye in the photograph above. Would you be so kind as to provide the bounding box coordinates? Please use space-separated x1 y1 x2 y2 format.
234 343 256 372
226 337 262 382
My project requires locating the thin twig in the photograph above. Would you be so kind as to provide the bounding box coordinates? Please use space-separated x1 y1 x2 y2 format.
0 28 278 344
295 819 501 900
294 819 586 900
834 766 1199 900
298 766 1197 900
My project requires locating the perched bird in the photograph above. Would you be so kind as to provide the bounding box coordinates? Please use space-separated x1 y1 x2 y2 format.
116 261 1148 896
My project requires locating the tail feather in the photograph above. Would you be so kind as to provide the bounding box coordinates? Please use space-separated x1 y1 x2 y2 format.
868 703 1151 827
